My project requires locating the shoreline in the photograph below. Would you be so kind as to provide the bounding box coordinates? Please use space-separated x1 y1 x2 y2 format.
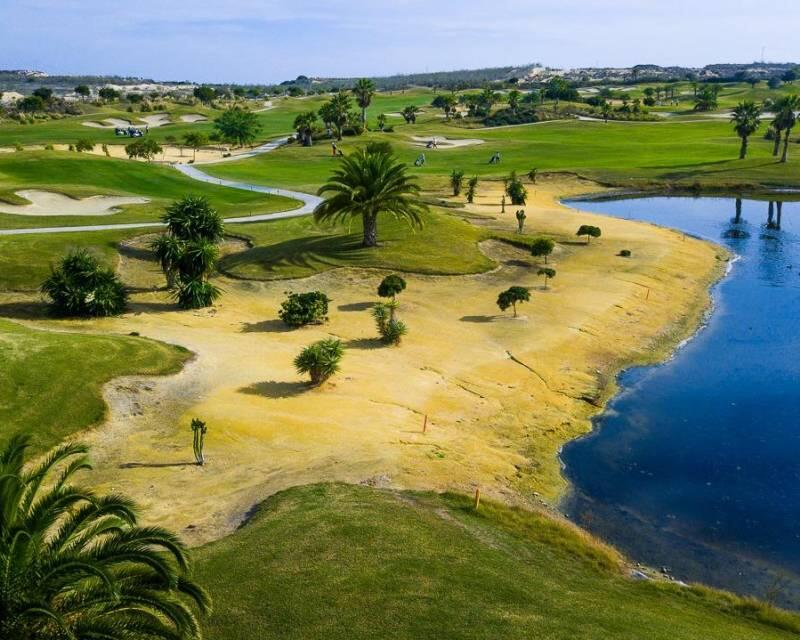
0 177 728 549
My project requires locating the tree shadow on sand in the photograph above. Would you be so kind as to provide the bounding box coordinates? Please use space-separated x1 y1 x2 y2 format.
460 315 498 323
337 301 374 312
240 319 292 333
239 380 308 398
343 337 384 350
119 461 197 469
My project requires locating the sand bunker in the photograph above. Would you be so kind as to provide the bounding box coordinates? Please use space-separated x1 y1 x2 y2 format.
0 190 149 216
180 114 208 123
139 114 171 127
82 114 172 129
83 118 135 129
410 136 485 149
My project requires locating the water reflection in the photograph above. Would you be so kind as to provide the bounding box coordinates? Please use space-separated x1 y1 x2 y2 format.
561 196 800 608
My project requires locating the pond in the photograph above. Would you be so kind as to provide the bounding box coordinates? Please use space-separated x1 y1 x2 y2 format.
560 196 800 607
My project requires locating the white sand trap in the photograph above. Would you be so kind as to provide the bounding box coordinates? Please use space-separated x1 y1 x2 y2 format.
0 190 150 216
139 114 171 127
410 136 485 149
180 114 208 123
82 118 134 129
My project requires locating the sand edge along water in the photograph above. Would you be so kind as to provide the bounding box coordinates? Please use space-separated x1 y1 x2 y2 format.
3 177 725 546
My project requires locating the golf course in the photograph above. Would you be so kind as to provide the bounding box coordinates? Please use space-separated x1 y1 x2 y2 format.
2 71 800 639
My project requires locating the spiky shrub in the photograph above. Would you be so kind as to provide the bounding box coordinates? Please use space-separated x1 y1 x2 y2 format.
497 286 530 317
0 435 210 639
505 171 528 205
372 301 407 345
151 196 225 308
279 291 331 327
450 169 465 196
377 274 407 300
466 176 478 203
191 417 208 465
294 338 344 385
174 277 221 309
40 249 127 317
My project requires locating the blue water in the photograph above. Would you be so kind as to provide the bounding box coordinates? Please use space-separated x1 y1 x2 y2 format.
560 197 800 606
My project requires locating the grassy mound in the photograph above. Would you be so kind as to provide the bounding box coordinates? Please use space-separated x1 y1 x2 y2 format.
222 207 495 280
196 483 799 640
0 318 190 449
0 151 298 229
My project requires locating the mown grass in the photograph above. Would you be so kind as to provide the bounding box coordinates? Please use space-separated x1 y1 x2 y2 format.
0 318 190 449
0 151 298 229
0 91 436 148
206 116 800 193
0 228 136 290
195 483 800 640
222 206 495 280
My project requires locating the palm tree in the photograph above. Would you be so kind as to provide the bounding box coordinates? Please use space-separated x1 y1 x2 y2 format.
401 105 420 124
773 94 799 163
731 101 762 159
314 143 428 247
0 435 210 639
293 111 318 146
152 196 225 308
352 78 376 126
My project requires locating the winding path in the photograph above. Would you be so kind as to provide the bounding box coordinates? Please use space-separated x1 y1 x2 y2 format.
0 138 321 236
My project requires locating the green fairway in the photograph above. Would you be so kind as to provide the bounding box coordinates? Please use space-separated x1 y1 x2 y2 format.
205 116 800 193
0 228 138 290
222 206 495 280
0 318 189 449
0 91 436 148
196 483 800 640
0 151 298 229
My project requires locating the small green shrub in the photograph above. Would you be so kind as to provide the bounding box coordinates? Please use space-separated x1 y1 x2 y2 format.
294 338 344 385
279 291 330 327
618 249 632 257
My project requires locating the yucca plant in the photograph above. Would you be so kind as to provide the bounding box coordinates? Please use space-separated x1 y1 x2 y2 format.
174 277 221 310
40 249 127 317
372 301 407 345
294 339 344 385
0 435 210 640
151 196 225 308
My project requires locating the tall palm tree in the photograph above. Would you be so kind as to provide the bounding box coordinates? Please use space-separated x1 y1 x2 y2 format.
773 94 799 163
352 78 376 127
314 143 428 247
0 435 210 639
730 101 762 159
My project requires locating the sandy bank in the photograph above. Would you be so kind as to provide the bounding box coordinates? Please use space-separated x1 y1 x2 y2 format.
13 178 723 546
0 189 149 216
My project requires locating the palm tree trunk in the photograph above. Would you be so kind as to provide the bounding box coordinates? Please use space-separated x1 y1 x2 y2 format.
362 106 367 126
781 128 792 163
362 213 378 247
739 136 748 160
773 131 782 156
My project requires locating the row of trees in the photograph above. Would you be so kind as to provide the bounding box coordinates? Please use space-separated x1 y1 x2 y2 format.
731 94 797 162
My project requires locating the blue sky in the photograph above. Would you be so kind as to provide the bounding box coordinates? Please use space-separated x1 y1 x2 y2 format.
1 0 799 83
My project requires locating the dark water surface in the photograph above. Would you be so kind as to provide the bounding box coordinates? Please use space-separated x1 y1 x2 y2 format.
560 196 800 606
